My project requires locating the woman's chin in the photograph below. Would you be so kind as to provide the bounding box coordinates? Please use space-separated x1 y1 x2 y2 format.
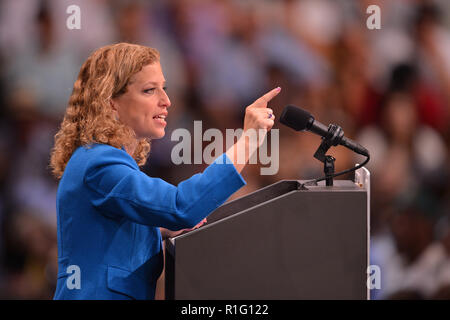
149 130 165 140
136 128 166 140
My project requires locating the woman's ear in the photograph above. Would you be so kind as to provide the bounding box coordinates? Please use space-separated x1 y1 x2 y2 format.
110 100 120 121
110 99 118 111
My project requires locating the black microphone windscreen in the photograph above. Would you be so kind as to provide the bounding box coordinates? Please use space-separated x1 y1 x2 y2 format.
280 105 313 131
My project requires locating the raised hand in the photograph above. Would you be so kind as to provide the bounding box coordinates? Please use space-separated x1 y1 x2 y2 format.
243 87 280 135
225 87 281 173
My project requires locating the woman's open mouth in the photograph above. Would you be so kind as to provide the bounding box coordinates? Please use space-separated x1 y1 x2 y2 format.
153 114 167 125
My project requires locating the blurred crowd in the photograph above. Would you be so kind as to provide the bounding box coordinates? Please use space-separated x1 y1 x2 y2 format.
0 0 449 299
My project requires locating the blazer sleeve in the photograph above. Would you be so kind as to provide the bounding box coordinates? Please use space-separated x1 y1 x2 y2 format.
84 147 246 230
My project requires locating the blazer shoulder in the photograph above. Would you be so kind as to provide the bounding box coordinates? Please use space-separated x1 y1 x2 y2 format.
76 143 138 169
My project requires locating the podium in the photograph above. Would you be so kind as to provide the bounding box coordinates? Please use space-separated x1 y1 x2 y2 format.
165 171 370 300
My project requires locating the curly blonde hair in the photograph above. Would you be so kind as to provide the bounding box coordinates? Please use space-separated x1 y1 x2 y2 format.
50 43 160 180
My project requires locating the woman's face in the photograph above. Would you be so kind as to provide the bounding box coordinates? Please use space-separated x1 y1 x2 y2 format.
112 62 171 139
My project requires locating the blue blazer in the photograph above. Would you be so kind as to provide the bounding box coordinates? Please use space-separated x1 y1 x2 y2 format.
53 143 246 300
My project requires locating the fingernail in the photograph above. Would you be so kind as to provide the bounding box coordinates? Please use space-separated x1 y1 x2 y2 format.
275 87 281 92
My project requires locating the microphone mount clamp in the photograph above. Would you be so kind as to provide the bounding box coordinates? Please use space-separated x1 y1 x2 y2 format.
313 124 344 186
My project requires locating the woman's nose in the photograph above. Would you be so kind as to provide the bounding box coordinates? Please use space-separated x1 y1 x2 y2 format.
159 89 171 108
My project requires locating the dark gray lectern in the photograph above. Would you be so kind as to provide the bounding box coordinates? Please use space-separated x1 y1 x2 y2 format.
165 174 370 300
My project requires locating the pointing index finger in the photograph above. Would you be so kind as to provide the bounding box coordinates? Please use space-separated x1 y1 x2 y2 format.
254 87 281 106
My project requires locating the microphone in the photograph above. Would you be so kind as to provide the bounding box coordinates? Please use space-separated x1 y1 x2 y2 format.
280 105 369 157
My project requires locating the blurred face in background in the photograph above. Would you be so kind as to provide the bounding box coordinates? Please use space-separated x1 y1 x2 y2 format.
383 93 418 144
112 62 171 139
390 210 434 264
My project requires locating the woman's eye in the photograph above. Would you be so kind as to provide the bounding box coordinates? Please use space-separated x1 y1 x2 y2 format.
144 87 167 94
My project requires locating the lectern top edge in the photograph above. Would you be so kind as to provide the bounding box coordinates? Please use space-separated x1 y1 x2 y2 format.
171 179 367 243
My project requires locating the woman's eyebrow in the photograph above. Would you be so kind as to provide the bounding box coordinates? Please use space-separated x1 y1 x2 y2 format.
143 81 166 86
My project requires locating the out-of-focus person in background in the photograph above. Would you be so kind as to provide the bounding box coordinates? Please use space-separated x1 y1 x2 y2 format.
0 0 448 299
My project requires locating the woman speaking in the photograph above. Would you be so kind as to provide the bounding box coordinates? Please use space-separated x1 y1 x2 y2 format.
49 43 279 300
